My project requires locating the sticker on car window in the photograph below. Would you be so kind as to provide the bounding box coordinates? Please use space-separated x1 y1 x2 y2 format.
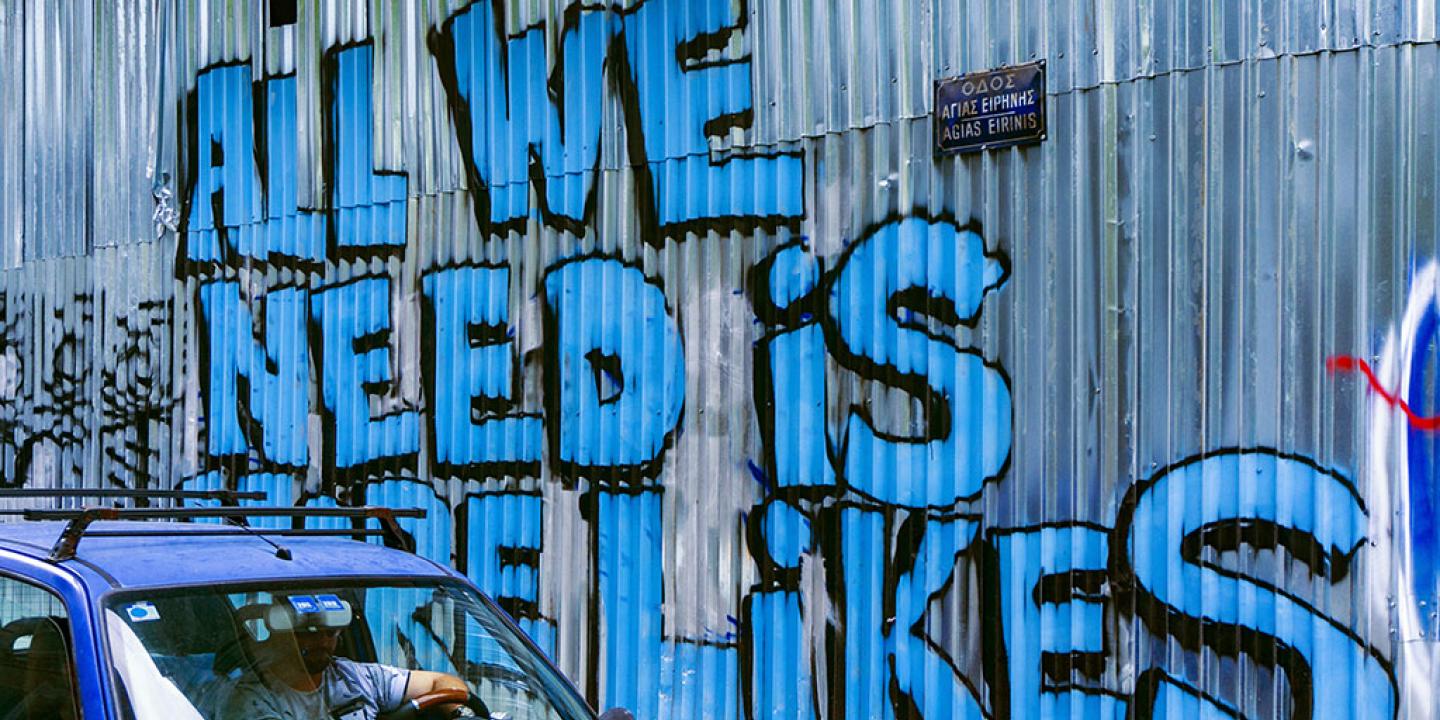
316 594 346 612
125 601 161 623
288 595 320 614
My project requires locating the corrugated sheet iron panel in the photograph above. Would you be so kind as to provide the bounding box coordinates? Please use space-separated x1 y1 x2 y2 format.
0 0 23 268
749 0 1440 146
21 0 93 260
3 1 1440 718
93 0 164 248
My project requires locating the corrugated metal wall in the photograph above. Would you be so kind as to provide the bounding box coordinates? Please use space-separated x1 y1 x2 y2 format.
5 0 1440 717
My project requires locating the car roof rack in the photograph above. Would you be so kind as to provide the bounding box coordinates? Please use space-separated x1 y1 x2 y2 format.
0 488 267 511
0 492 426 562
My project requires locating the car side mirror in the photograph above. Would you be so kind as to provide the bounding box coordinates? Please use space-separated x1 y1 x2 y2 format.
599 710 635 720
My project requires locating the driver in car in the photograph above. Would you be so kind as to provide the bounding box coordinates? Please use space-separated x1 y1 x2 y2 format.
221 596 468 720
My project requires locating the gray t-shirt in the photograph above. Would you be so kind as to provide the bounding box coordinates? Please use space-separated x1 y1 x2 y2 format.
221 658 410 720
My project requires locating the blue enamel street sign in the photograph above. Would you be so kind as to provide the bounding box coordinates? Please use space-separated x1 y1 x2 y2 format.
935 60 1047 155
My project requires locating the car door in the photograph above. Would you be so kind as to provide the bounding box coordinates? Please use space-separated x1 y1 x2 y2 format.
0 553 107 718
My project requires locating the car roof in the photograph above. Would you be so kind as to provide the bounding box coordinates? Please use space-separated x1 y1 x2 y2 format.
0 521 456 595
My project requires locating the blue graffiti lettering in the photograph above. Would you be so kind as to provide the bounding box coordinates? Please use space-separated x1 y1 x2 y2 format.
422 265 542 474
756 218 1013 504
620 0 802 228
995 526 1125 719
466 492 555 656
1115 450 1395 720
543 258 684 478
759 322 834 490
887 516 984 719
744 498 815 720
827 217 1011 508
311 277 419 470
197 282 310 466
594 488 738 720
597 490 666 718
364 479 457 671
329 44 408 249
185 67 327 264
749 218 1013 718
839 508 887 717
435 1 610 230
744 591 812 720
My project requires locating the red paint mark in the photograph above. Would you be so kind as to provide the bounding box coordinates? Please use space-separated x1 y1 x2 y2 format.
1327 354 1440 431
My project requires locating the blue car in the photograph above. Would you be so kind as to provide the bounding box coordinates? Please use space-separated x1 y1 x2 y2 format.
0 490 622 720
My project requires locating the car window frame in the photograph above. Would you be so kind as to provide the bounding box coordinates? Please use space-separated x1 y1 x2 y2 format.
0 568 86 719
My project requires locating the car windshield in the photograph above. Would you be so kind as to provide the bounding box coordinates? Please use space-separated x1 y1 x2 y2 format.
103 579 591 720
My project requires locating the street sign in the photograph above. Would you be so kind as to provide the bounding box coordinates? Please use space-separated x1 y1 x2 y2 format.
934 61 1047 155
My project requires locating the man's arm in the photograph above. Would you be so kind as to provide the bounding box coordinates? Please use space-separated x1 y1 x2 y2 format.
366 662 469 716
375 669 470 719
407 671 470 714
404 670 469 700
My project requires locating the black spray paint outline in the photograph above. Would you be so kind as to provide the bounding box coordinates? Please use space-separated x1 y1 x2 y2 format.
306 272 423 489
750 213 1014 511
99 297 176 489
430 0 806 248
420 261 544 481
540 253 685 486
192 277 312 475
1107 447 1398 720
175 62 329 280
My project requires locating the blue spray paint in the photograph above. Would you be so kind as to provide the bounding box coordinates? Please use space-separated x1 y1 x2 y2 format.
754 217 1013 506
749 218 1012 718
541 256 707 717
466 492 554 656
835 508 886 718
596 489 666 719
1113 450 1395 720
620 0 803 228
328 44 408 249
435 0 611 231
826 217 1011 508
364 479 457 671
994 526 1125 720
593 486 738 720
422 265 542 475
1143 676 1241 720
542 257 684 478
1406 304 1440 620
886 515 984 719
197 282 310 466
744 497 815 720
759 322 834 491
184 67 327 264
434 0 801 237
310 277 419 470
